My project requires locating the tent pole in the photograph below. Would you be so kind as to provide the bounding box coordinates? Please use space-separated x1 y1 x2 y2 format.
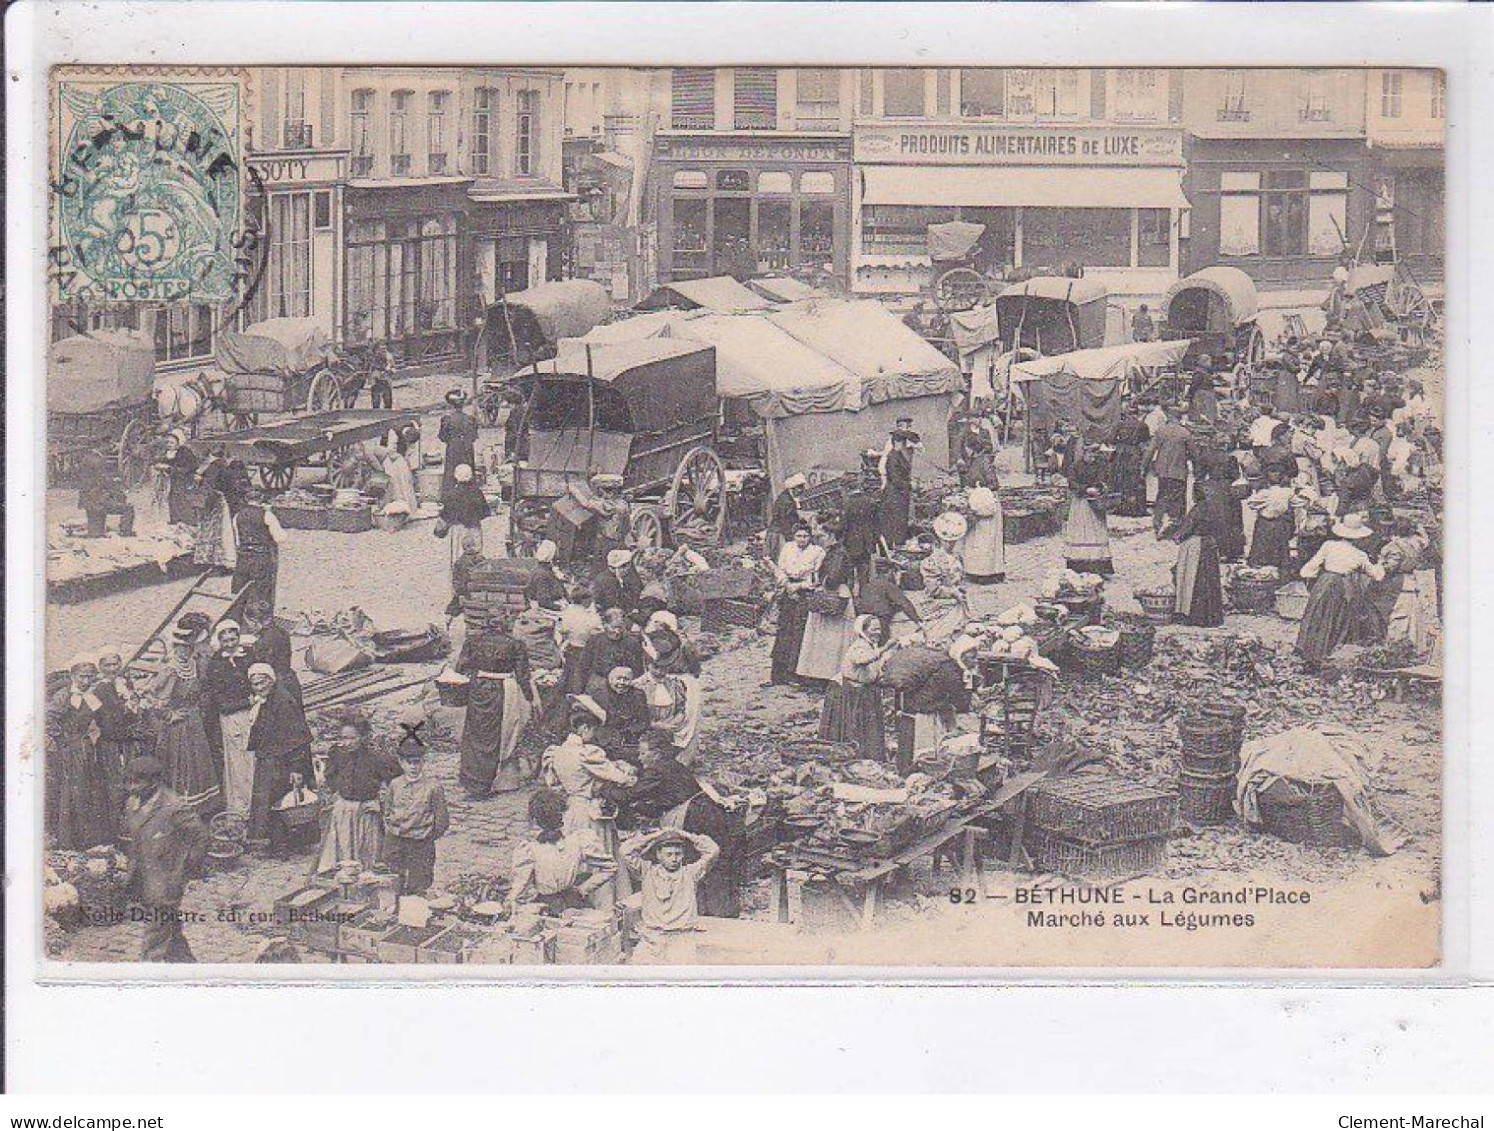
585 344 597 479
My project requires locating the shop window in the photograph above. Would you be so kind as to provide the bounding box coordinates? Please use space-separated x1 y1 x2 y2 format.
1006 69 1081 119
1299 72 1331 123
267 192 312 318
716 169 750 192
1022 208 1129 268
282 69 310 148
428 91 450 174
351 88 374 177
1219 70 1250 122
497 236 529 295
800 201 834 260
153 304 215 364
795 68 841 130
1431 72 1445 119
757 200 791 270
472 87 497 175
1138 208 1171 267
883 69 926 118
673 198 709 253
516 90 539 176
800 171 836 195
734 68 777 130
757 171 792 194
1113 69 1162 122
672 68 715 130
1308 171 1350 257
672 170 708 191
1219 172 1261 256
389 90 412 176
960 69 1004 117
1261 171 1309 257
861 204 956 255
313 190 332 231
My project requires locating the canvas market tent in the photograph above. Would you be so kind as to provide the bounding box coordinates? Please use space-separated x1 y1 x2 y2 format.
634 275 774 314
1010 339 1191 448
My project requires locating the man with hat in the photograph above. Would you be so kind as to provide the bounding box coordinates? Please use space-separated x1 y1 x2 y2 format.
123 756 209 962
878 422 919 550
593 548 643 616
621 825 720 963
438 388 480 510
564 470 631 564
1145 402 1194 536
76 447 137 539
840 457 887 591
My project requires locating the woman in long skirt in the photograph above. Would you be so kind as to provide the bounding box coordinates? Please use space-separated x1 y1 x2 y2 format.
192 450 236 569
1245 469 1297 574
456 621 535 798
245 665 314 846
1110 411 1152 517
796 541 856 685
161 430 200 526
769 523 823 685
149 633 223 820
820 616 892 760
47 656 113 850
962 485 1006 584
1061 436 1113 574
316 713 399 873
920 512 971 645
1295 516 1386 667
204 620 255 818
1172 483 1226 628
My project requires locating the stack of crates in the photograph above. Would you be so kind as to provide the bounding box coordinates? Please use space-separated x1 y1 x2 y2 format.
1025 772 1178 881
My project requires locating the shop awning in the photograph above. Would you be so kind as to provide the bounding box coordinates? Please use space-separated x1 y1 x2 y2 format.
861 166 1189 210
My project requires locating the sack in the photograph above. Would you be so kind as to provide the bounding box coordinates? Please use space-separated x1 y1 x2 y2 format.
513 609 562 670
809 590 850 616
305 634 373 675
879 645 948 692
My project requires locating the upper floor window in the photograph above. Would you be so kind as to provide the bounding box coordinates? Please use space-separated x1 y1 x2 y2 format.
472 87 496 175
351 88 374 177
428 91 450 173
1299 71 1331 122
516 89 539 175
389 90 412 176
283 69 310 148
960 69 1004 117
882 69 926 118
671 68 715 130
1008 69 1080 119
734 68 777 130
1219 69 1250 121
1381 72 1403 120
1431 72 1445 119
795 68 841 131
1113 69 1162 121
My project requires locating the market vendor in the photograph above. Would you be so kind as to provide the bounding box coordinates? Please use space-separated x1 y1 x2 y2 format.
963 484 1006 584
568 471 631 564
639 627 704 762
768 521 824 687
1146 404 1193 537
855 557 923 643
204 620 255 820
1245 466 1298 574
1061 435 1113 575
878 426 919 550
315 711 401 873
883 640 975 775
159 430 200 526
820 615 893 762
840 458 887 590
1170 478 1227 628
439 464 492 548
593 548 643 616
1186 355 1220 424
508 787 592 916
244 664 314 849
1110 405 1151 518
445 527 487 621
542 695 638 885
230 492 288 610
455 611 536 798
957 414 998 490
578 606 648 694
147 625 222 822
593 665 651 765
92 648 143 843
524 540 566 612
243 598 302 710
77 448 136 539
46 654 109 851
438 389 479 507
1296 513 1385 670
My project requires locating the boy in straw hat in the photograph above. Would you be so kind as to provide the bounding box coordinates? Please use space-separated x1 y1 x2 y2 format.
621 826 720 963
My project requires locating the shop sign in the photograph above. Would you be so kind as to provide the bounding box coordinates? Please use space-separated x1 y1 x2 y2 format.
855 124 1182 166
658 136 849 163
248 151 347 184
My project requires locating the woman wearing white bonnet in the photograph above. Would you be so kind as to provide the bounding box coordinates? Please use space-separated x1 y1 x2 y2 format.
962 485 1006 585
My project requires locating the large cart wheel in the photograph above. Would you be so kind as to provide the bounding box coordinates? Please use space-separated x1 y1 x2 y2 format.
1245 324 1267 368
116 418 154 490
932 267 990 313
326 446 363 490
306 369 345 414
1395 284 1436 330
628 506 666 550
668 446 727 546
259 463 295 493
230 411 259 431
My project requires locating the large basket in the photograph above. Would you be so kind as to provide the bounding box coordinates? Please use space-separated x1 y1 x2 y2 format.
1028 773 1179 846
1055 591 1105 625
1135 587 1176 623
1177 715 1242 759
1256 779 1356 848
274 503 328 531
1026 827 1170 882
1230 575 1280 613
1066 630 1121 677
1177 768 1236 826
1275 582 1311 621
701 597 761 634
1113 616 1156 668
327 504 374 534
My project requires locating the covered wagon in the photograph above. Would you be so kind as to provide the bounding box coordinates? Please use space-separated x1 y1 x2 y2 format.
47 330 158 488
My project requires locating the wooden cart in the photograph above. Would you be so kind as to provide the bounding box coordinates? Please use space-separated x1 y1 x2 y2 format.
193 408 423 493
47 331 158 489
1160 266 1266 385
214 317 362 431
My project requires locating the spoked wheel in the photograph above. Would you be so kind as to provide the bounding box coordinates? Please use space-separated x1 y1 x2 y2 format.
1246 325 1267 368
259 463 295 493
116 418 154 489
306 369 345 414
628 506 665 551
932 267 991 313
668 446 727 545
326 446 363 490
230 411 259 432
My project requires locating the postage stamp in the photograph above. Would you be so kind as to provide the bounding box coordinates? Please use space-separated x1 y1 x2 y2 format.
51 72 245 304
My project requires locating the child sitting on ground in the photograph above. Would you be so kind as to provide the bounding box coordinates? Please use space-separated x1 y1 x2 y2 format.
379 723 450 895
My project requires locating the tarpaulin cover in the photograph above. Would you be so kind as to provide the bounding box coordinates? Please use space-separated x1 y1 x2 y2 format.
1162 266 1260 328
501 279 612 345
215 317 332 377
521 339 718 435
1013 340 1192 436
744 276 820 304
1009 339 1192 384
635 276 774 313
927 221 986 263
765 393 954 492
1022 372 1124 436
1345 264 1396 296
948 303 1003 355
996 276 1109 306
48 331 156 414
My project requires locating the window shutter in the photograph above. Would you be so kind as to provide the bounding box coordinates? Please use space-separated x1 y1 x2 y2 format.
1090 70 1106 120
671 68 715 130
733 68 777 129
319 71 335 148
260 69 280 150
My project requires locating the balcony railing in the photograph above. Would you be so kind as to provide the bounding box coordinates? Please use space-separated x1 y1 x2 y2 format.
1217 107 1252 122
282 122 314 148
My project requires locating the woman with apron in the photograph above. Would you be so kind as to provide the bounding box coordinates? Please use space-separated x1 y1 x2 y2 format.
456 614 536 798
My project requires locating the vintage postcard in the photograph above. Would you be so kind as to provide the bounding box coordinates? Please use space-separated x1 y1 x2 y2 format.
33 60 1445 972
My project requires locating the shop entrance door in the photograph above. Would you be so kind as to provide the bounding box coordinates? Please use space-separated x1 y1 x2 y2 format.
712 198 753 279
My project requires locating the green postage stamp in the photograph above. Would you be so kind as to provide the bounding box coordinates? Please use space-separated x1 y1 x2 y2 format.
51 72 245 304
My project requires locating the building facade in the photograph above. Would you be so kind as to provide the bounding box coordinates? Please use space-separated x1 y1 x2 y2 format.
654 68 854 287
1365 68 1445 281
851 68 1188 301
1180 68 1373 287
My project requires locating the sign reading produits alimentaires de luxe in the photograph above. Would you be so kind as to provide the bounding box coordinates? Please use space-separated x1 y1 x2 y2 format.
855 122 1184 166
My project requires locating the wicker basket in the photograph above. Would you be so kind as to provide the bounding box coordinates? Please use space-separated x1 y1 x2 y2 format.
1230 575 1280 613
1135 588 1176 623
1066 629 1121 676
1177 715 1241 759
1028 773 1179 846
1113 616 1156 668
327 504 374 534
274 503 328 531
1257 778 1356 847
1180 748 1241 777
375 509 410 533
1177 768 1236 826
1274 581 1311 621
1026 826 1170 882
701 597 760 634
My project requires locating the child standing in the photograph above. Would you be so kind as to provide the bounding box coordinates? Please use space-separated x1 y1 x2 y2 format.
379 732 450 895
622 828 719 964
